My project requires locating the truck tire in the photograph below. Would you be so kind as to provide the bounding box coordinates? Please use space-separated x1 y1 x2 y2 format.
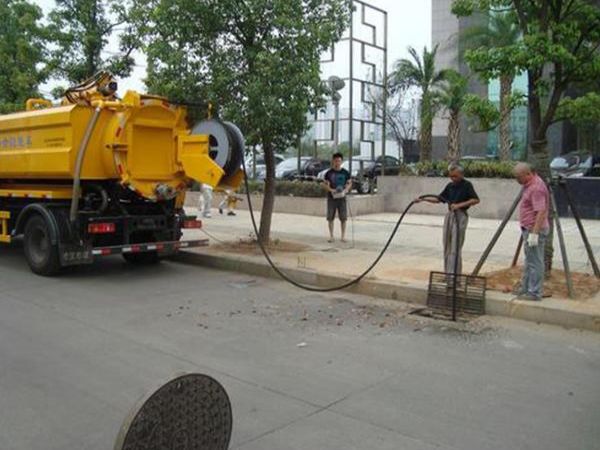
23 214 61 276
123 251 160 265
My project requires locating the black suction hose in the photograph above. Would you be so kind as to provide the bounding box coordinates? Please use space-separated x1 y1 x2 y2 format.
451 208 460 321
240 153 440 292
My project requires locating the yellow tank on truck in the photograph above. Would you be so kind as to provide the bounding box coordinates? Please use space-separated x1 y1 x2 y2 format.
0 91 235 200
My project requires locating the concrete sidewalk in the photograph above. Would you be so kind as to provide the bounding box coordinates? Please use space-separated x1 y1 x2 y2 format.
181 207 600 331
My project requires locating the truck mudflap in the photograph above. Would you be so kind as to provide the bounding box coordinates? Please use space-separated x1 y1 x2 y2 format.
90 239 209 257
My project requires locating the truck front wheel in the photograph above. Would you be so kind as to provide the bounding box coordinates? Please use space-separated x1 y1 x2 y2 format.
23 214 61 276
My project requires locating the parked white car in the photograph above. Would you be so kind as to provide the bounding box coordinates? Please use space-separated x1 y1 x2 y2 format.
245 153 285 179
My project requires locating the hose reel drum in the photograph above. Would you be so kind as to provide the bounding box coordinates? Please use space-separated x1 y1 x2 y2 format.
193 119 245 180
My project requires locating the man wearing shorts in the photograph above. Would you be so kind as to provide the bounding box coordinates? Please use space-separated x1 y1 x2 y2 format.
323 153 352 243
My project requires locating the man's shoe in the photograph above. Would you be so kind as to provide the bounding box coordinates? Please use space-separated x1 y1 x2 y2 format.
227 211 236 216
511 282 524 296
517 293 541 301
218 207 223 215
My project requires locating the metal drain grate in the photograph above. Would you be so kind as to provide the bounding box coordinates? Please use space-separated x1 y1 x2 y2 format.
427 272 487 318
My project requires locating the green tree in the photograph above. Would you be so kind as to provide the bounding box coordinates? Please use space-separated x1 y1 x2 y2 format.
0 0 49 113
437 70 469 160
132 0 350 244
453 0 600 273
460 90 526 148
392 45 448 162
452 0 600 178
48 0 136 85
557 92 600 156
462 9 521 160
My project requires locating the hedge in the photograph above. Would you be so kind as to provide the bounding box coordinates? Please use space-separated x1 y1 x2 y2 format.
195 160 516 199
410 160 516 179
240 180 327 198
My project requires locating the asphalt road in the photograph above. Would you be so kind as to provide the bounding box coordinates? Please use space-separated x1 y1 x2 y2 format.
0 244 599 450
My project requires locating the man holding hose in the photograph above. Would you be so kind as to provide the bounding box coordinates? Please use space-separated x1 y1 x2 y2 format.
416 163 480 275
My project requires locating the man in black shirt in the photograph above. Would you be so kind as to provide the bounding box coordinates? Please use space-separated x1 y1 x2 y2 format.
416 163 480 274
323 152 352 243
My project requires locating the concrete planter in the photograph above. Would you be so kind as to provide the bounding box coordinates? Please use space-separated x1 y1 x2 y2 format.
379 176 521 220
185 191 385 217
553 177 600 220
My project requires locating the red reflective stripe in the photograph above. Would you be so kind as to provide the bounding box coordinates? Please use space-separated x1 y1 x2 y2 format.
131 245 141 253
101 248 112 256
182 220 202 229
88 223 116 234
156 243 165 251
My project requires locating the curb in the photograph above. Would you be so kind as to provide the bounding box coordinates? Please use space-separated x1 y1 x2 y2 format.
173 251 600 333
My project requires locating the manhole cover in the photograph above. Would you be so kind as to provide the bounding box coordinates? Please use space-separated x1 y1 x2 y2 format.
114 373 232 450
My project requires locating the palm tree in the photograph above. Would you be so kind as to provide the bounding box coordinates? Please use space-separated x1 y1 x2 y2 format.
437 70 469 161
392 45 447 162
462 10 520 160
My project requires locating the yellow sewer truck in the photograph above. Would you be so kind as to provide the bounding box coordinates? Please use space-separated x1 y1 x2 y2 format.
0 73 244 275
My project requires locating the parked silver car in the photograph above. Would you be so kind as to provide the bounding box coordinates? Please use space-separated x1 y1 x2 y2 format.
550 152 596 178
245 153 285 179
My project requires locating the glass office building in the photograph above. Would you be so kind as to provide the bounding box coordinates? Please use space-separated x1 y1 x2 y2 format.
486 72 528 160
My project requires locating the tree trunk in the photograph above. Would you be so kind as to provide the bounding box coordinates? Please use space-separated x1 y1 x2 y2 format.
419 96 433 161
529 138 551 181
85 0 100 79
527 58 568 276
446 110 460 161
580 124 599 156
529 138 554 275
527 67 554 273
498 74 514 161
258 140 275 244
592 124 600 157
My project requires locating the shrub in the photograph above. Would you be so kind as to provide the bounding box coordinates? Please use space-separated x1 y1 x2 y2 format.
462 160 516 178
240 180 327 198
239 179 264 195
407 160 516 179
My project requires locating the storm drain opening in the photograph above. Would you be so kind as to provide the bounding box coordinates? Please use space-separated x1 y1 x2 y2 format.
426 271 487 320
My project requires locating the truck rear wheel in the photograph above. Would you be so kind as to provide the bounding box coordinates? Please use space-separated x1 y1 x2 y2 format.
23 214 61 276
